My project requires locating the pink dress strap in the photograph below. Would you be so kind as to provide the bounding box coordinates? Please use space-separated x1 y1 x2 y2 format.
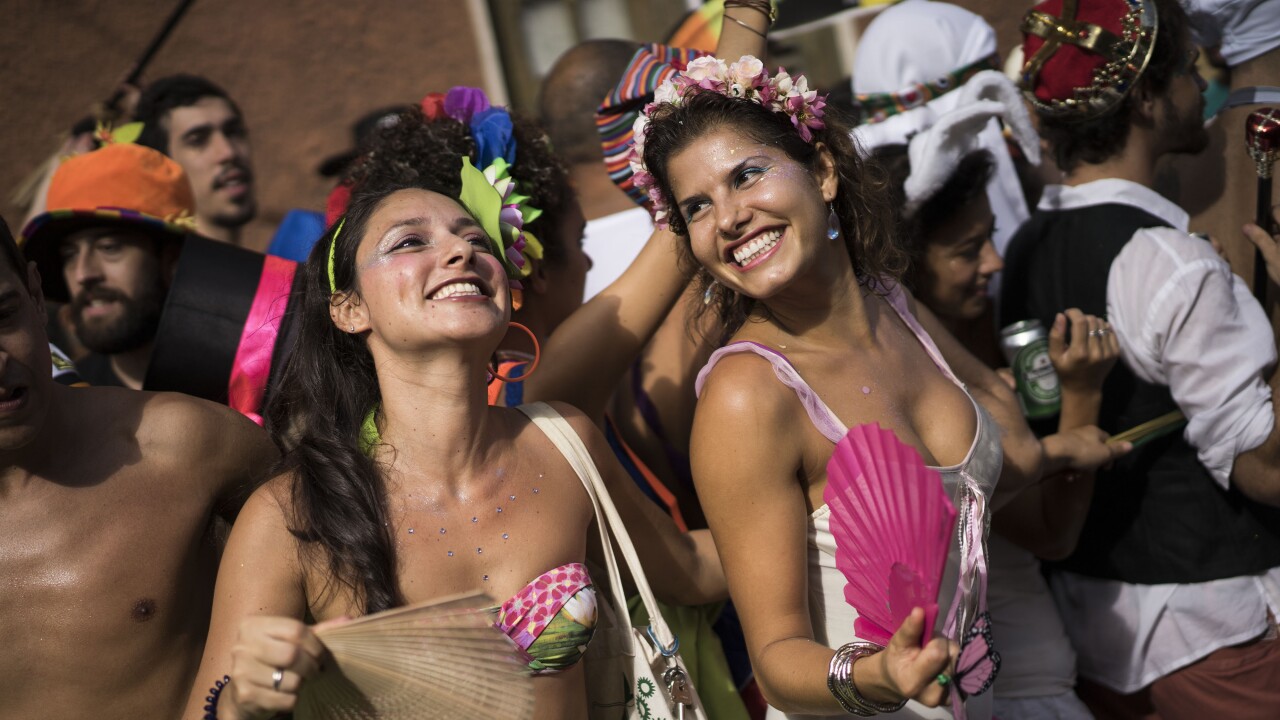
880 280 963 386
695 341 847 444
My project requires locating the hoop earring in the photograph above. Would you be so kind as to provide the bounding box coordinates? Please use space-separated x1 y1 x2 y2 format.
827 203 840 241
491 322 541 383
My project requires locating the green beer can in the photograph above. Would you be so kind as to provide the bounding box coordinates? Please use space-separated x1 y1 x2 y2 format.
1000 319 1061 419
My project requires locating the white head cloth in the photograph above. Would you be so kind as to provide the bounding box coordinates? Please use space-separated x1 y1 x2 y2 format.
1184 0 1280 67
904 71 1042 214
852 0 1033 263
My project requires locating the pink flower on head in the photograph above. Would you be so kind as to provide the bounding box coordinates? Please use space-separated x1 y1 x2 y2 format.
630 55 829 230
680 56 727 93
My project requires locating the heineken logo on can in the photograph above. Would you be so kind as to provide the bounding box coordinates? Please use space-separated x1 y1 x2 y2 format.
1001 319 1062 419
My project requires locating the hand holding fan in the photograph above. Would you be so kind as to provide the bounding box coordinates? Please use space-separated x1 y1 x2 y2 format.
295 591 534 720
823 423 957 647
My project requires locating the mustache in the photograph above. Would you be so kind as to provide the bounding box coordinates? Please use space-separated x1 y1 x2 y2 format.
213 163 253 189
70 286 128 313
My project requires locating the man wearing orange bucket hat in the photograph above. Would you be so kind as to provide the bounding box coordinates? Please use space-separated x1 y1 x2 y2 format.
21 141 195 389
1000 0 1280 715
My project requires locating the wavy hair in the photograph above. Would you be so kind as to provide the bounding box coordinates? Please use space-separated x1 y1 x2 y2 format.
639 92 905 335
873 144 996 295
265 175 456 614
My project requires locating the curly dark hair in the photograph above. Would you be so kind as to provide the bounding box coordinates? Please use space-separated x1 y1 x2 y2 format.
1037 0 1193 171
267 156 501 612
640 91 905 335
873 145 995 295
343 107 575 265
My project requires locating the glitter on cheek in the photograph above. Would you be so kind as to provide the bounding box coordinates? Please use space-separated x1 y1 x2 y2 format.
509 494 516 501
472 517 478 523
483 575 489 582
408 528 415 534
496 506 503 513
862 386 872 395
477 547 483 554
533 488 540 494
440 528 446 534
502 533 509 540
447 551 454 557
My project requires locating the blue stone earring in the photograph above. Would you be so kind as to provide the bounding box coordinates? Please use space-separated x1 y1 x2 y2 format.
827 203 840 240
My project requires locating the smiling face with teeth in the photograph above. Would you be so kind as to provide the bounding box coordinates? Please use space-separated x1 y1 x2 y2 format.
666 127 843 302
336 189 510 356
0 244 53 450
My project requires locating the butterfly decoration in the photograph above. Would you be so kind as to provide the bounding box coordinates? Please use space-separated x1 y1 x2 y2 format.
953 611 1001 700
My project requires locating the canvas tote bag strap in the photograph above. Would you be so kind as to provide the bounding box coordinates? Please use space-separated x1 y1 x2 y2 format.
517 403 680 651
518 402 631 650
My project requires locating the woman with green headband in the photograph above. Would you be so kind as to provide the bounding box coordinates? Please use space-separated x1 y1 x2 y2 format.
181 152 727 719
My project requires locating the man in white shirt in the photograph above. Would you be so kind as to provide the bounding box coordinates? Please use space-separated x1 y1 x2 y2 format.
1000 0 1280 715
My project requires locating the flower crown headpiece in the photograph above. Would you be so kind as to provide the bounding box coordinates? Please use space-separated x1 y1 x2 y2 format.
327 87 544 309
629 55 828 230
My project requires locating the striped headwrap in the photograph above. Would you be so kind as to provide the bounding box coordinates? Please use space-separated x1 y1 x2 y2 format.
596 43 707 207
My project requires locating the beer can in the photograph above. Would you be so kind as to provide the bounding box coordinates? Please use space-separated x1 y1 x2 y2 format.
1000 319 1061 419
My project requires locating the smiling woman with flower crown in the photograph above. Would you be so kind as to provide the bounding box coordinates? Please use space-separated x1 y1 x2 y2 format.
633 56 1121 719
180 148 727 719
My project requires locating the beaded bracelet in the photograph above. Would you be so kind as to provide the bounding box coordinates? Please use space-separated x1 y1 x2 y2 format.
827 642 908 716
203 675 231 720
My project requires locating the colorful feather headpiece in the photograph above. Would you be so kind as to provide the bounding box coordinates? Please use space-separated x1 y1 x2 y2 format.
630 55 828 229
424 87 544 286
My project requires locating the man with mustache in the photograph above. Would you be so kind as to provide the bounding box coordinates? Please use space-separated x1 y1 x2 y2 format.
0 209 277 719
21 141 193 388
134 74 256 245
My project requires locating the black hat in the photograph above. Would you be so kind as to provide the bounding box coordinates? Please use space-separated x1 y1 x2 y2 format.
316 105 414 177
144 236 302 422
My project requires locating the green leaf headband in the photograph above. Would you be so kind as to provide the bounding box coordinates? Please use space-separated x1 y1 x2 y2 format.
326 217 347 294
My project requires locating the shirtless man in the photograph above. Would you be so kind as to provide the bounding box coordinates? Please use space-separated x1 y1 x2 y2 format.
0 214 278 718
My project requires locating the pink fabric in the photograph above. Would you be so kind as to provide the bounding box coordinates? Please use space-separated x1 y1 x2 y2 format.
494 562 592 650
228 255 296 425
695 278 995 717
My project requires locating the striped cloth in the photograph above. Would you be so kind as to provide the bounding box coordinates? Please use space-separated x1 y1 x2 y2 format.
596 43 708 207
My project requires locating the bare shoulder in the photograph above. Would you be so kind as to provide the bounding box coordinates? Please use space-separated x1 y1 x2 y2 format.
696 350 795 426
235 471 296 536
134 391 261 448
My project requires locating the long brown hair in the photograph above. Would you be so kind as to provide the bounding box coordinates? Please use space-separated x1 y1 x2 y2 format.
640 91 905 335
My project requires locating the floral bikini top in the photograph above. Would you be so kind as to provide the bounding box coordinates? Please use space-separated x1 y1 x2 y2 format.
492 562 598 675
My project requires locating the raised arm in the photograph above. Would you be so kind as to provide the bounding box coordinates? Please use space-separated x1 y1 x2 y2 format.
691 357 949 714
524 228 691 422
182 479 322 720
717 1 771 62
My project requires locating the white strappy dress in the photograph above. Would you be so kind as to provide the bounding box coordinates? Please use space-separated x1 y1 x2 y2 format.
696 283 1001 720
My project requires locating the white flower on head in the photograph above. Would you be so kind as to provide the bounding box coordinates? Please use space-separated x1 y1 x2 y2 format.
728 56 764 86
654 79 680 106
683 55 727 83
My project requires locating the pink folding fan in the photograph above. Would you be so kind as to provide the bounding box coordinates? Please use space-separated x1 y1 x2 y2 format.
823 423 956 647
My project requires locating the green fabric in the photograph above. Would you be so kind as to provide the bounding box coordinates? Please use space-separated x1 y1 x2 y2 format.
628 597 749 720
526 604 597 673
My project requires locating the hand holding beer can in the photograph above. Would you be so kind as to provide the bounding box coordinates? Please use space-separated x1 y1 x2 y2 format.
1001 319 1061 419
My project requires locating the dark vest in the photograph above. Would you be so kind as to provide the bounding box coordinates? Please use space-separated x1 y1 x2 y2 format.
1000 202 1280 584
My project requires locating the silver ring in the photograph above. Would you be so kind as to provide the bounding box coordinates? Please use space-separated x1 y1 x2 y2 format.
1088 329 1102 337
272 667 284 691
